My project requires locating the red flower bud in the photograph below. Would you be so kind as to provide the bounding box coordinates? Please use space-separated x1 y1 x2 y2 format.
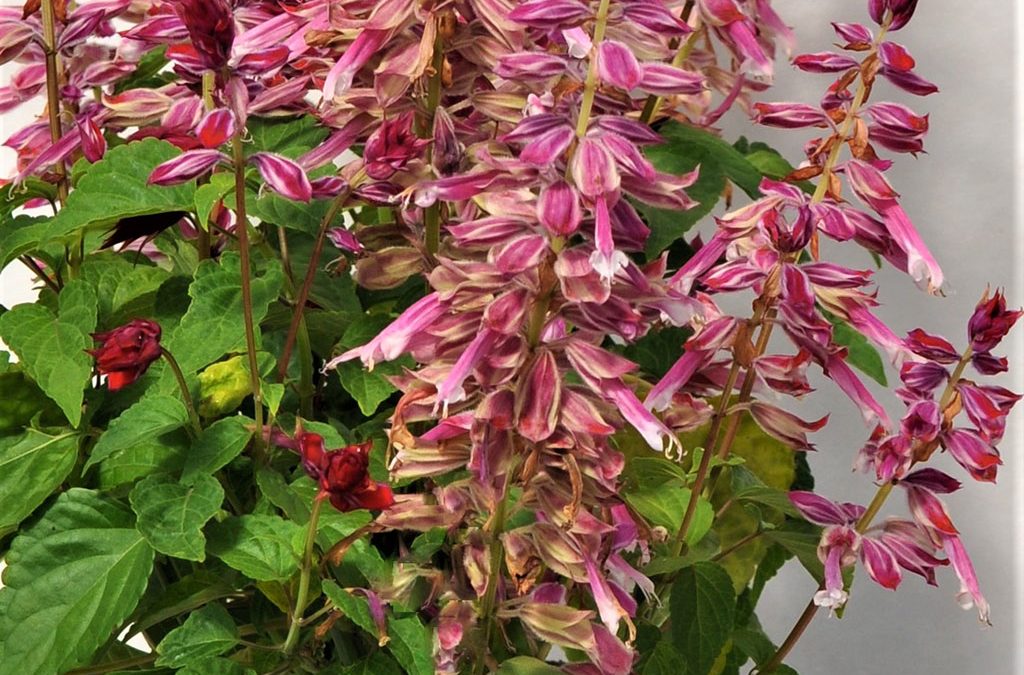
968 288 1021 354
88 319 163 390
174 0 235 71
363 112 429 180
297 432 395 513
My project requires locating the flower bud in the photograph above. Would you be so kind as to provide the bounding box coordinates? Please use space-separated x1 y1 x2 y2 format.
968 288 1021 353
537 181 582 236
363 112 429 180
88 319 163 390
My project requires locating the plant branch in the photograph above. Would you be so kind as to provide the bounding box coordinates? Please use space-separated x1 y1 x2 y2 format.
161 348 202 435
283 493 325 655
231 131 265 461
19 256 61 293
40 0 67 206
574 0 613 139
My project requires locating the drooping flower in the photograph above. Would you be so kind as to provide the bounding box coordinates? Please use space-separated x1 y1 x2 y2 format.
298 432 395 513
88 319 163 390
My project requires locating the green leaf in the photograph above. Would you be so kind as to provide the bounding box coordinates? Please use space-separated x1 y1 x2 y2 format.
0 280 97 426
496 656 565 675
255 468 311 523
831 320 888 386
410 527 446 563
341 653 404 675
80 253 171 327
246 115 330 159
0 489 155 675
622 455 689 488
0 429 79 536
642 641 691 675
387 615 434 675
178 657 256 675
113 46 173 93
621 326 693 378
0 215 49 270
161 254 284 377
642 122 762 257
206 514 301 581
130 474 224 561
763 521 825 583
334 316 408 415
96 430 190 489
0 369 63 433
44 138 197 244
87 395 189 471
154 603 239 668
252 192 338 236
197 356 254 418
625 485 713 546
669 561 736 675
181 415 254 483
194 173 235 229
322 580 378 639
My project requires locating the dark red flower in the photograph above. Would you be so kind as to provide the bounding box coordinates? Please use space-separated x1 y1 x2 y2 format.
298 432 395 512
88 319 163 390
174 0 235 71
968 288 1021 354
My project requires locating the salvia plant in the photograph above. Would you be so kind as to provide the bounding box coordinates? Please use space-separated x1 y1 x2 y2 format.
0 0 1017 673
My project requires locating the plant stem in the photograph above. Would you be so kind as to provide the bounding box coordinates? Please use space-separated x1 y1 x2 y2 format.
711 527 762 562
275 189 349 383
639 23 702 125
231 131 265 461
40 0 67 206
574 0 613 139
66 654 156 675
19 256 60 293
161 348 202 435
422 30 446 255
474 483 509 675
760 345 972 673
283 494 325 655
196 72 217 261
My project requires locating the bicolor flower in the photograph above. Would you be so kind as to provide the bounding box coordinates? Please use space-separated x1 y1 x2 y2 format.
88 319 163 390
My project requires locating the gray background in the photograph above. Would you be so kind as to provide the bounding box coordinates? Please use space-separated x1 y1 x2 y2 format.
0 1 1021 673
716 2 1024 674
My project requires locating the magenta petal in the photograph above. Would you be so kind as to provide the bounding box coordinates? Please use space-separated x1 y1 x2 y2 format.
597 40 642 91
77 116 107 163
517 349 562 443
148 149 226 185
788 491 848 525
860 537 902 590
941 533 991 624
196 108 235 149
638 62 705 96
519 125 575 165
538 180 582 237
250 152 313 202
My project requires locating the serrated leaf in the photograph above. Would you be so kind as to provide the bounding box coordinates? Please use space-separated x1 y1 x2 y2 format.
194 173 235 229
334 316 407 415
0 429 79 536
255 467 311 523
669 561 736 675
130 474 224 561
322 580 378 639
161 253 284 378
831 320 888 386
80 253 171 327
206 514 301 581
0 280 97 426
734 485 801 518
197 356 253 418
96 430 190 489
623 455 689 488
87 395 189 471
0 489 155 675
496 656 565 675
44 138 197 244
387 615 434 675
253 191 339 236
763 521 825 583
621 326 693 378
0 370 61 432
246 115 330 159
642 641 690 675
178 657 256 675
626 485 712 547
154 603 239 668
0 215 50 270
181 415 254 482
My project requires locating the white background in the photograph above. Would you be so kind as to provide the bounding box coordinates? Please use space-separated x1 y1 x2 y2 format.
1 1 1021 673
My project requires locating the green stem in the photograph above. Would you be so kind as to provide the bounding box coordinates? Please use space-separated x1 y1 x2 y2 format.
231 132 265 460
19 256 60 293
275 189 349 383
574 0 613 138
66 655 156 675
161 348 201 435
474 487 509 675
711 527 762 562
283 494 325 655
639 23 702 125
422 30 445 255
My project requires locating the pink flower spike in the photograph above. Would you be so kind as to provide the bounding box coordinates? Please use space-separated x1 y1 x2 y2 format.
590 196 628 283
598 41 642 91
968 288 1022 353
958 383 1011 442
906 486 959 536
148 149 227 186
941 534 991 624
196 109 235 149
250 152 313 202
435 329 499 416
942 428 1001 483
77 116 106 163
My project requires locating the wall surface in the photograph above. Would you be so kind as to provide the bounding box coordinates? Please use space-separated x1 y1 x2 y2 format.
0 2 1021 673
